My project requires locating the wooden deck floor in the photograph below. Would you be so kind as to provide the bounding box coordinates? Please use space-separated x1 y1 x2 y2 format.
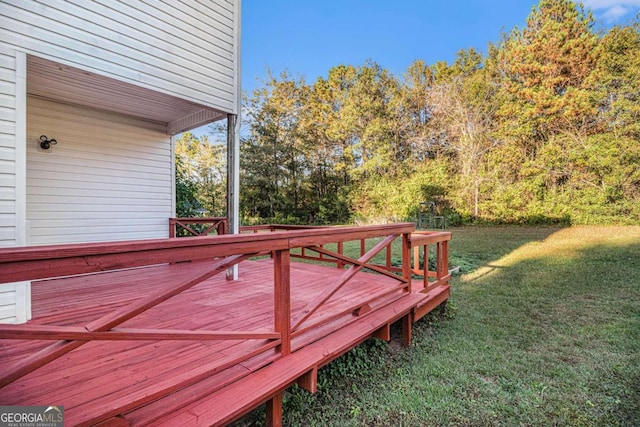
0 258 449 426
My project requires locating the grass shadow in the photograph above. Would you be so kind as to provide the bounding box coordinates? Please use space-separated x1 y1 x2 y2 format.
442 227 640 426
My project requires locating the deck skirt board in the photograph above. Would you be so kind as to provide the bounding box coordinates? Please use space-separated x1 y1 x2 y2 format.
0 259 450 425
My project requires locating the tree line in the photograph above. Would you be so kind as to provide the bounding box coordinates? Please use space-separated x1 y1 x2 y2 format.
177 0 640 226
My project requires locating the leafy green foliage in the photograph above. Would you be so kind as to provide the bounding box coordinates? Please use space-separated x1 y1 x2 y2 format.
175 155 202 218
175 132 226 216
497 0 598 139
179 0 639 227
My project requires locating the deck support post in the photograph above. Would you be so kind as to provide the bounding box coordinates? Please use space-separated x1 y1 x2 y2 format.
402 311 413 347
373 323 391 341
274 249 291 356
297 367 318 393
226 113 240 280
265 391 283 427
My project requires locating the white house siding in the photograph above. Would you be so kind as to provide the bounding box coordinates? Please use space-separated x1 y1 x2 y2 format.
27 97 172 245
0 45 16 245
0 0 239 114
0 45 29 324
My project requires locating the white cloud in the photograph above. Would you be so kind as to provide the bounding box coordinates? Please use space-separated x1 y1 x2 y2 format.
601 4 630 20
582 0 640 22
582 0 640 9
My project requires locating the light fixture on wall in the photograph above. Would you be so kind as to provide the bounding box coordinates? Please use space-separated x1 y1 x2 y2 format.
39 135 57 150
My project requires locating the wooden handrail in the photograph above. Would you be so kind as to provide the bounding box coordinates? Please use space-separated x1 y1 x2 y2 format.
245 224 414 275
0 223 415 283
409 231 452 247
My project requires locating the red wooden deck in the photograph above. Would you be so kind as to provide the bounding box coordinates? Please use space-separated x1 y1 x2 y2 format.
0 224 451 426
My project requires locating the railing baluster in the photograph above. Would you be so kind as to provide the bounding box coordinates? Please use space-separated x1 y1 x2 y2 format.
423 244 429 289
437 240 449 280
385 242 391 269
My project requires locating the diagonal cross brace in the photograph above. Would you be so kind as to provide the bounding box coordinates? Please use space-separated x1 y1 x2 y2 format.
291 235 399 331
176 221 200 237
0 253 254 389
202 222 222 235
309 245 407 283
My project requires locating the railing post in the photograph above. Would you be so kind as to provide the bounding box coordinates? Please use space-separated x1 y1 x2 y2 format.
337 242 344 269
402 233 411 292
437 240 449 281
169 219 176 238
273 249 291 356
385 243 391 270
423 244 429 289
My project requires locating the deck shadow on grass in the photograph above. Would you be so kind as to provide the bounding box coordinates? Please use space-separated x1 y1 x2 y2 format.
453 230 640 425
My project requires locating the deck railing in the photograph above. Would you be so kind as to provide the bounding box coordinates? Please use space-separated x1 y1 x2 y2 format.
409 231 452 291
169 217 227 237
167 220 452 288
239 224 452 286
0 223 427 390
0 223 452 425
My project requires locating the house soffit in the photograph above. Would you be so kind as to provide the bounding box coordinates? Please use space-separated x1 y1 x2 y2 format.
26 56 226 135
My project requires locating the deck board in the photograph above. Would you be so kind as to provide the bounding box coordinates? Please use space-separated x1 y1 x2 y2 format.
152 292 432 427
0 258 448 425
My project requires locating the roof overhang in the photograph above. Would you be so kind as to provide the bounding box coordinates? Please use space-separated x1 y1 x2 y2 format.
27 56 226 135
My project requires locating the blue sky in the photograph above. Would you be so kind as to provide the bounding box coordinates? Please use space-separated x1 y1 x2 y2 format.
241 0 536 93
194 0 639 138
240 0 640 95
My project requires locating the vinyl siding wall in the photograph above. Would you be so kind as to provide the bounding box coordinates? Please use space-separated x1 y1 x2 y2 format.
0 0 238 322
0 45 16 245
0 0 239 114
0 47 29 324
0 45 17 322
27 97 172 245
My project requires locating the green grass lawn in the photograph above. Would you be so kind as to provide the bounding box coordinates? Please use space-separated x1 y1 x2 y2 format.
256 226 640 426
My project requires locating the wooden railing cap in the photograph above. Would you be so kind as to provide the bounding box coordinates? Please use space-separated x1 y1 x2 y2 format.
408 231 452 247
0 223 417 284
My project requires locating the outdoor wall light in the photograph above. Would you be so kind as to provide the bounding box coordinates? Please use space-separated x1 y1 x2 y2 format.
39 135 57 150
